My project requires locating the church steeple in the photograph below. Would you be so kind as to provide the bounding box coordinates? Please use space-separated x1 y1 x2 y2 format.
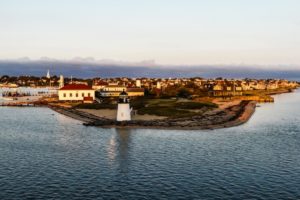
46 69 50 79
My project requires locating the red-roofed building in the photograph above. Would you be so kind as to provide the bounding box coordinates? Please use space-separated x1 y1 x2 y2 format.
58 84 95 102
92 81 109 90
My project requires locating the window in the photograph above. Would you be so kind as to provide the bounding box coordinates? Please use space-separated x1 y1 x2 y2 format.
88 93 91 97
63 93 66 97
76 93 78 97
82 93 84 97
70 93 72 97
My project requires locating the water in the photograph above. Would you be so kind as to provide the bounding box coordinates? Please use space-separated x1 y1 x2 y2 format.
1 90 300 199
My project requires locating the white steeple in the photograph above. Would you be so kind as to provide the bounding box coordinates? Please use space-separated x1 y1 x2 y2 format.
59 75 64 88
46 69 51 79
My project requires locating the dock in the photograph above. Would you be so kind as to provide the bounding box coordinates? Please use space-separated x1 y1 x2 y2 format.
235 95 274 103
0 102 37 107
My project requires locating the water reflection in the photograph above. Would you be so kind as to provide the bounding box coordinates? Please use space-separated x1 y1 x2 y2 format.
107 128 132 172
107 134 117 162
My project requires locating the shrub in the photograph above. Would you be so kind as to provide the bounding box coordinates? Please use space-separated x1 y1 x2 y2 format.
177 88 191 98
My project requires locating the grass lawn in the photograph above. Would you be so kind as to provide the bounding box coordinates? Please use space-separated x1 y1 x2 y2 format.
135 98 218 118
74 98 219 118
138 106 195 118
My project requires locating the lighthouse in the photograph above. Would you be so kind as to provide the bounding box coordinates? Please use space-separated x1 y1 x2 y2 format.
117 90 131 121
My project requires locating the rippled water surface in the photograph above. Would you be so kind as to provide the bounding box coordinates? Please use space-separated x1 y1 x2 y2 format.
1 90 300 199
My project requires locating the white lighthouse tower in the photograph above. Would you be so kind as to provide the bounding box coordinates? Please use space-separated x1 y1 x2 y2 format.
117 90 131 121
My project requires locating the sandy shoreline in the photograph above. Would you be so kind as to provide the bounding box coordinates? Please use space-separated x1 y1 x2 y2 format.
77 109 167 121
49 100 257 130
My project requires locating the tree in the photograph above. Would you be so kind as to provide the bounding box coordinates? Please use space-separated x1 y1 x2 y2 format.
177 88 191 98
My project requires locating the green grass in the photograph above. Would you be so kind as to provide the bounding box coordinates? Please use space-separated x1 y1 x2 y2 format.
138 106 196 118
75 97 219 118
146 99 177 106
136 98 218 118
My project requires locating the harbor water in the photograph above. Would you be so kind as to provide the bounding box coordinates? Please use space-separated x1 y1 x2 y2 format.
0 90 300 199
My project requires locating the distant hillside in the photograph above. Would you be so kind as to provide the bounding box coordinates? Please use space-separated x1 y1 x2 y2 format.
0 60 300 80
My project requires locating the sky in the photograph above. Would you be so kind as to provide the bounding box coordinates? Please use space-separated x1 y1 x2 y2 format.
0 0 300 66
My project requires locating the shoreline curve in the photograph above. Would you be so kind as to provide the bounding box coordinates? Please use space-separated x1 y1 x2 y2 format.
49 100 257 130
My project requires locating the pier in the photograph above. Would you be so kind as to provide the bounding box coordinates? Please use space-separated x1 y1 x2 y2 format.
235 95 274 103
0 102 37 107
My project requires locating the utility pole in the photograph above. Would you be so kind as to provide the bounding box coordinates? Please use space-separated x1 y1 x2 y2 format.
233 80 236 96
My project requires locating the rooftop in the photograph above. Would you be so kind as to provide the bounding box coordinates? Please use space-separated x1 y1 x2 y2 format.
60 84 93 90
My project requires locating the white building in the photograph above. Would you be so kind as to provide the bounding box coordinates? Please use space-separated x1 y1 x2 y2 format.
156 81 161 89
136 79 141 87
99 85 144 97
99 85 127 97
58 84 95 101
